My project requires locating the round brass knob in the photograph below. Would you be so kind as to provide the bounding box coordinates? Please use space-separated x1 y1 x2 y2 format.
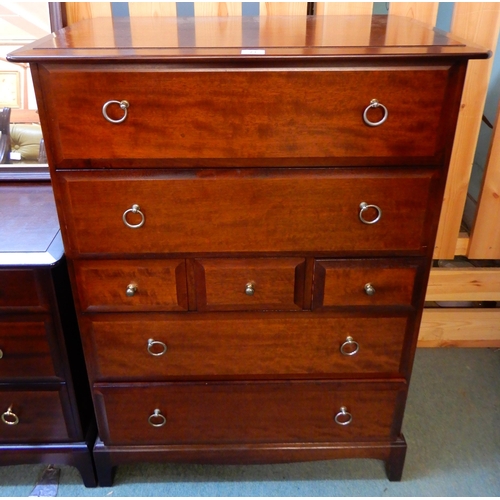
334 406 352 426
245 282 255 296
364 283 376 296
340 336 360 356
126 284 138 297
1 405 19 426
148 409 166 427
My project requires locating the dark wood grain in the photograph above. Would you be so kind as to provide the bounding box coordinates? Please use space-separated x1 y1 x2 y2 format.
57 168 437 257
94 380 407 446
80 312 410 381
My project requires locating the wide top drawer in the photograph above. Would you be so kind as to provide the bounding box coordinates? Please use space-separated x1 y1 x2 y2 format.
38 65 460 168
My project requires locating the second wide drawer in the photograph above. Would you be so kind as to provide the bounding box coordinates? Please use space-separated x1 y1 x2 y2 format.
81 312 412 380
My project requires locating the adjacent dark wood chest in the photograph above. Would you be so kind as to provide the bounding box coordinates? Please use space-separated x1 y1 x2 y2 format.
0 184 96 487
9 14 489 486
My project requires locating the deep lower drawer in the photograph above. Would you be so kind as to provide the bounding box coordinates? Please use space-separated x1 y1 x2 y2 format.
94 380 407 446
81 312 410 380
312 258 423 309
40 65 453 166
58 168 437 256
0 318 57 380
73 259 188 312
0 387 71 442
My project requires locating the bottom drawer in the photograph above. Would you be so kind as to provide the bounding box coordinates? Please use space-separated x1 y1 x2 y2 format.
0 387 71 443
95 380 406 446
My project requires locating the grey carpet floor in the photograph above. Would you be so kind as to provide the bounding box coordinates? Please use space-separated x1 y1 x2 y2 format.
1 347 499 496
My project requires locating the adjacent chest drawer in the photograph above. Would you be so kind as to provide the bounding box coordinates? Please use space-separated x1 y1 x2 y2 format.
0 319 57 380
81 312 409 381
194 258 306 311
94 380 406 446
40 65 455 166
58 168 437 257
0 388 71 442
73 259 188 312
312 259 422 309
0 270 48 312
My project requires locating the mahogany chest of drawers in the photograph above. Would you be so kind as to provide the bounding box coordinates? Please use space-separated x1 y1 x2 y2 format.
9 14 488 486
0 184 96 487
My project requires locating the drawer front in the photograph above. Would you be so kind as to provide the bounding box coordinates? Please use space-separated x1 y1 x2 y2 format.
0 319 57 380
0 270 48 311
82 313 409 380
73 259 188 312
313 259 421 309
194 258 305 311
41 66 454 166
58 168 437 256
95 380 406 446
0 388 71 442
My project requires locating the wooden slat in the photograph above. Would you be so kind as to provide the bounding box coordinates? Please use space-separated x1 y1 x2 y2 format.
259 2 308 16
434 2 500 259
419 309 500 347
388 2 438 24
315 3 373 15
65 2 112 25
468 98 500 258
128 3 177 17
426 268 500 301
455 233 470 256
194 3 242 16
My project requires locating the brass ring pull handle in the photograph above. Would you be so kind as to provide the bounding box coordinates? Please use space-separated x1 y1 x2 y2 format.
245 282 255 296
1 405 19 426
102 100 129 124
148 409 166 427
364 283 376 296
362 99 388 127
147 338 167 356
359 202 382 225
126 284 138 297
122 204 145 229
334 406 353 426
340 336 360 356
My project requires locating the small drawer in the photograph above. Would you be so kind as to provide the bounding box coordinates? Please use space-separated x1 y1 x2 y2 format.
0 319 57 380
312 259 421 309
0 270 48 312
58 168 437 257
41 66 454 166
73 260 188 312
81 312 409 381
94 380 406 446
194 258 306 311
0 388 71 443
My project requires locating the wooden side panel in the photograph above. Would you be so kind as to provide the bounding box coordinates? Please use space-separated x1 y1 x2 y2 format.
426 268 500 301
388 2 438 24
316 3 373 15
65 2 112 25
468 98 500 258
434 2 500 259
419 309 500 347
128 3 177 17
259 3 307 15
194 3 242 16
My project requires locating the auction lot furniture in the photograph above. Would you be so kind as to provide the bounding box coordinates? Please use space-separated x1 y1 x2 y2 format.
8 14 488 485
0 184 96 487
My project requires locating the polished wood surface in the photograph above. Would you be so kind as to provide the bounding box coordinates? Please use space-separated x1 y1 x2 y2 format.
8 14 487 485
81 312 410 381
94 380 406 446
73 259 188 312
57 169 437 257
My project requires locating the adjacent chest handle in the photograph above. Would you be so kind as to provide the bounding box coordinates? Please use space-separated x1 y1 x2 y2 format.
1 405 19 426
359 202 382 224
102 100 129 124
122 204 145 229
363 99 388 127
